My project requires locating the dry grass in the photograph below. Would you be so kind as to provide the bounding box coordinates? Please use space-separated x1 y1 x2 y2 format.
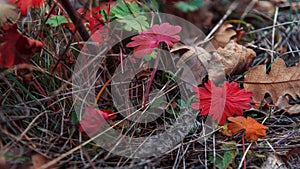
0 0 300 168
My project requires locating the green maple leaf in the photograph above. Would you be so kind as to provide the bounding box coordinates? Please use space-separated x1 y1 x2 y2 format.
118 15 149 32
111 1 148 32
209 142 237 169
111 1 140 19
174 0 203 12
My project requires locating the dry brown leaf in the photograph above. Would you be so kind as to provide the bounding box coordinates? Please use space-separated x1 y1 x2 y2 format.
214 40 256 75
31 154 47 169
254 1 275 15
227 116 268 142
211 23 237 49
261 153 288 169
0 0 17 25
31 154 56 169
244 58 300 114
276 96 300 115
171 43 225 86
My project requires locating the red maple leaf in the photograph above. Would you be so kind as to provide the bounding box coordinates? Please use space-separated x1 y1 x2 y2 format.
126 23 182 58
0 24 43 68
77 6 102 21
191 80 253 125
78 106 117 136
77 6 103 34
10 0 45 16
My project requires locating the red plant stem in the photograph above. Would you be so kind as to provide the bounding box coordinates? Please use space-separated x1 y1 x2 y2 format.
143 48 160 108
242 134 246 169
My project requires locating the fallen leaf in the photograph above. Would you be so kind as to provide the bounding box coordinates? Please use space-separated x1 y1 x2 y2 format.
0 0 17 25
261 153 288 169
211 23 237 49
191 81 253 125
254 1 275 15
228 116 268 142
78 107 117 136
244 58 300 114
171 43 209 84
31 154 57 169
0 23 43 68
9 0 45 16
214 40 256 75
31 154 47 169
171 43 225 85
276 96 300 115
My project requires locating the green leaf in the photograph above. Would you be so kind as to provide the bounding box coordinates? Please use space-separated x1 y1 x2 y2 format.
166 109 177 115
111 1 148 32
143 48 157 61
174 0 203 12
118 15 149 32
46 15 69 27
150 96 166 108
111 1 140 19
222 152 233 169
209 142 237 169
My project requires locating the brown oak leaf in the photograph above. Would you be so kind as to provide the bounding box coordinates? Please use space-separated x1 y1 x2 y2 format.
244 58 300 114
228 116 268 142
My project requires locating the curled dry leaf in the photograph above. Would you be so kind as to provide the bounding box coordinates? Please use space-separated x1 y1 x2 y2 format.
0 0 17 25
227 116 268 142
244 58 300 114
214 40 256 75
171 43 225 85
211 23 237 49
276 96 300 115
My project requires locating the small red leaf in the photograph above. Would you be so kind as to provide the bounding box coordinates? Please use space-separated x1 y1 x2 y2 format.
10 0 44 16
0 24 43 68
78 107 117 136
126 23 182 58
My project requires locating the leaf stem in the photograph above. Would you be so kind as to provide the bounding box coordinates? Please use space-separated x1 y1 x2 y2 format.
143 48 160 108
